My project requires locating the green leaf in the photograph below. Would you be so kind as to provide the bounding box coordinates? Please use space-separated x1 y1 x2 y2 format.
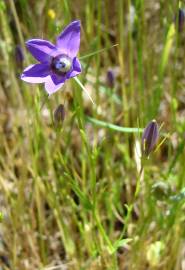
79 44 118 60
74 77 94 104
113 238 132 252
159 23 175 78
86 116 143 133
65 173 93 211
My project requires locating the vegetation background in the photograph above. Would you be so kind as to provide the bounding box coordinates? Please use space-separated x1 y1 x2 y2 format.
0 0 185 269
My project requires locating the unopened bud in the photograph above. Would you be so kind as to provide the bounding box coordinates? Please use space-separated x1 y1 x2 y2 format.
106 69 115 88
54 104 65 124
175 8 185 32
15 45 24 68
142 120 159 157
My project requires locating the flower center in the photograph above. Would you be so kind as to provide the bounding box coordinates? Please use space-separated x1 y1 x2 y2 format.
51 54 72 75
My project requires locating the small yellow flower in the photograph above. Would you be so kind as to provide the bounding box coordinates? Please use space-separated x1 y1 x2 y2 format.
48 9 56 20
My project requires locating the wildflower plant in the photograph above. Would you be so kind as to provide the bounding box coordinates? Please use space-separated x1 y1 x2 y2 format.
2 1 185 269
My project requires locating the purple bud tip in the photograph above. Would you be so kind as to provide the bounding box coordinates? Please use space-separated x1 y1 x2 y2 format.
106 69 115 88
15 45 24 66
175 8 185 32
141 119 159 157
54 104 65 124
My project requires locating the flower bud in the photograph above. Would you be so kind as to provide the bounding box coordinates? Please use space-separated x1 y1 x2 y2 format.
106 69 115 88
175 8 185 32
15 45 24 68
142 120 159 157
54 104 65 124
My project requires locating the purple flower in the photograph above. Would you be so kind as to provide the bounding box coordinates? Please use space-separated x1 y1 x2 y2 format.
21 21 82 95
141 120 159 157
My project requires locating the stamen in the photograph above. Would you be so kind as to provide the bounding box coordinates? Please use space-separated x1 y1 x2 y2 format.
51 54 72 75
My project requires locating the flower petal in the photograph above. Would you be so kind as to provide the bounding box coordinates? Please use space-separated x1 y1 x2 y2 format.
21 64 50 83
51 73 66 85
56 20 81 58
45 77 64 95
67 58 82 79
73 57 82 72
26 39 57 62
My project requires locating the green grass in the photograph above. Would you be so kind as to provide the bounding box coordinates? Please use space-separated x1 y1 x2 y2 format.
0 0 185 269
